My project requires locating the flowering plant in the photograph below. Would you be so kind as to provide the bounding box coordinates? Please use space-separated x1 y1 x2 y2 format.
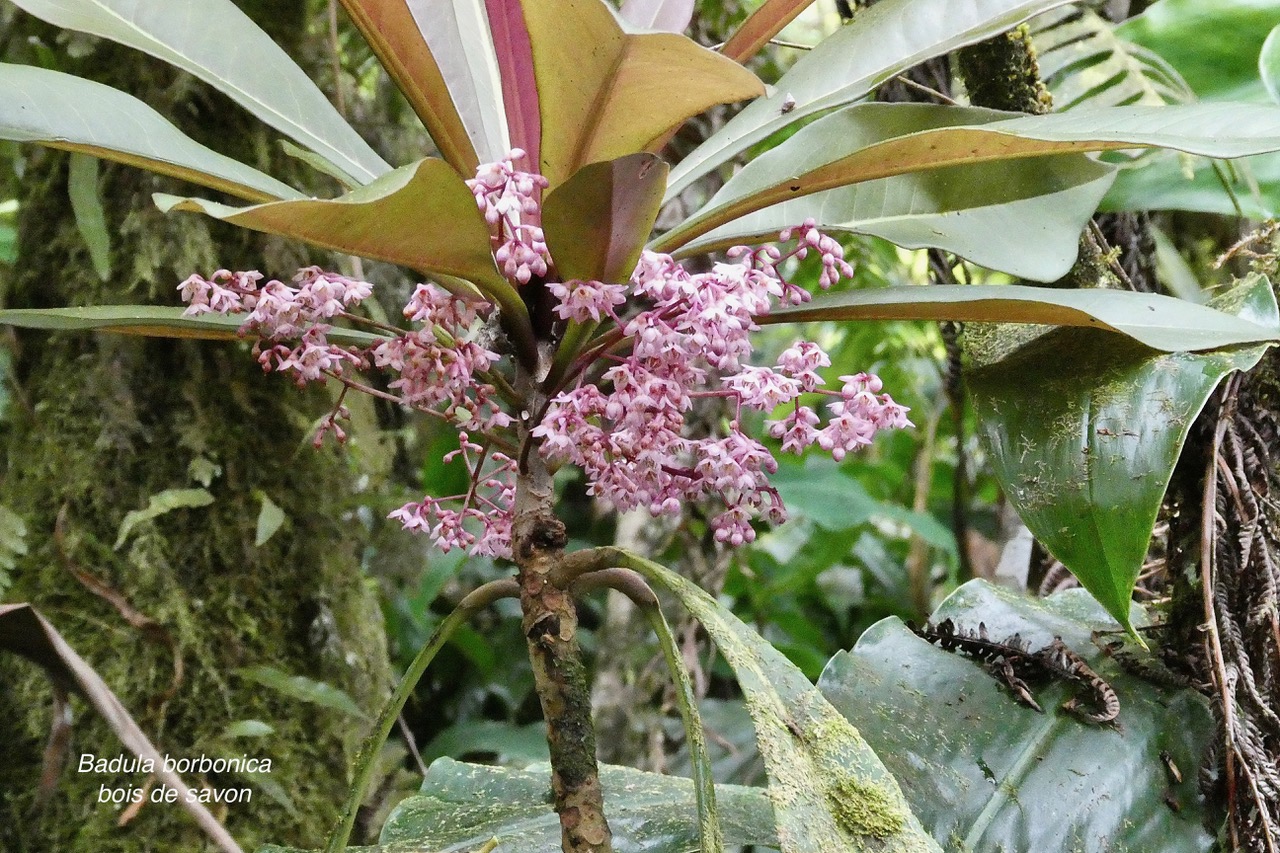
6 0 1280 851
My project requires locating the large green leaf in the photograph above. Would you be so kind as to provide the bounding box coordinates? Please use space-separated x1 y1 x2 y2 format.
763 282 1280 353
1117 0 1280 104
521 0 763 189
0 305 387 347
967 276 1278 631
1103 153 1280 217
820 580 1216 853
9 0 390 185
258 758 779 853
664 0 1071 200
542 153 669 284
154 158 528 328
658 101 1280 251
674 153 1116 282
0 63 300 203
607 548 941 853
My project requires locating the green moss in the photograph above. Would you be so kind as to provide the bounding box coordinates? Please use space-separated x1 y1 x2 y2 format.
0 22 389 853
827 775 906 839
956 24 1053 116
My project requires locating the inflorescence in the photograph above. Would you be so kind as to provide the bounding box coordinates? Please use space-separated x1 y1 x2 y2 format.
178 150 910 558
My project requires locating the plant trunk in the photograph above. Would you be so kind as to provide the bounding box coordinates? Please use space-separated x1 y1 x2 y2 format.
512 374 611 853
0 6 390 851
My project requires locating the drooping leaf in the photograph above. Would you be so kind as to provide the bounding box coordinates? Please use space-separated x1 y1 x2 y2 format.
155 158 521 315
542 153 668 283
259 758 779 853
967 276 1279 631
520 0 763 188
0 63 300 203
115 488 214 550
720 0 817 64
485 0 540 168
0 305 387 348
820 580 1216 853
612 549 941 853
665 0 1072 199
337 0 496 173
659 101 1280 250
68 154 111 281
1030 5 1194 111
675 153 1116 282
763 283 1280 354
236 666 369 721
619 0 695 33
9 0 390 185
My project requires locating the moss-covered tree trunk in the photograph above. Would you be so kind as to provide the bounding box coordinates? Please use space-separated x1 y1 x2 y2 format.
0 6 390 851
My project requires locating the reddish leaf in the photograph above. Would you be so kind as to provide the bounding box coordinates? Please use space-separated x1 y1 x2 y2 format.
720 0 817 64
485 0 540 170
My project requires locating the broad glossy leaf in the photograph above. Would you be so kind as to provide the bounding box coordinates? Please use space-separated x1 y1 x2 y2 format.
337 0 497 173
9 0 389 186
720 0 817 64
1103 151 1280 217
543 153 668 283
156 158 518 308
820 580 1216 852
617 550 941 853
1118 0 1280 104
676 153 1116 282
259 758 778 853
0 305 387 347
967 276 1278 631
660 101 1280 249
521 0 763 188
764 283 1280 353
665 0 1072 199
0 63 300 203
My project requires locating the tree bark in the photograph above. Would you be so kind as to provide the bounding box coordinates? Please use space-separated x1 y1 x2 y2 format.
0 6 390 851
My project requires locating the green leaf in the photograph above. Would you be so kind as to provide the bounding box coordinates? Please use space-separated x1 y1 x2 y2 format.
542 153 668 284
259 758 778 853
966 275 1278 632
763 282 1280 353
675 153 1116 282
1102 152 1280 217
9 0 390 185
1031 5 1194 110
659 101 1280 251
155 158 519 311
0 305 387 348
336 0 499 173
253 494 286 548
1262 25 1280 106
222 720 275 739
236 666 368 721
612 549 941 853
115 488 214 550
820 579 1216 852
68 154 111 281
1117 0 1280 104
521 0 763 188
665 0 1071 199
0 63 300 203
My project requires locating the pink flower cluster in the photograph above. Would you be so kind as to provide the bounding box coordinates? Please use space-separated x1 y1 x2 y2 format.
533 229 910 547
178 150 911 558
467 149 551 285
